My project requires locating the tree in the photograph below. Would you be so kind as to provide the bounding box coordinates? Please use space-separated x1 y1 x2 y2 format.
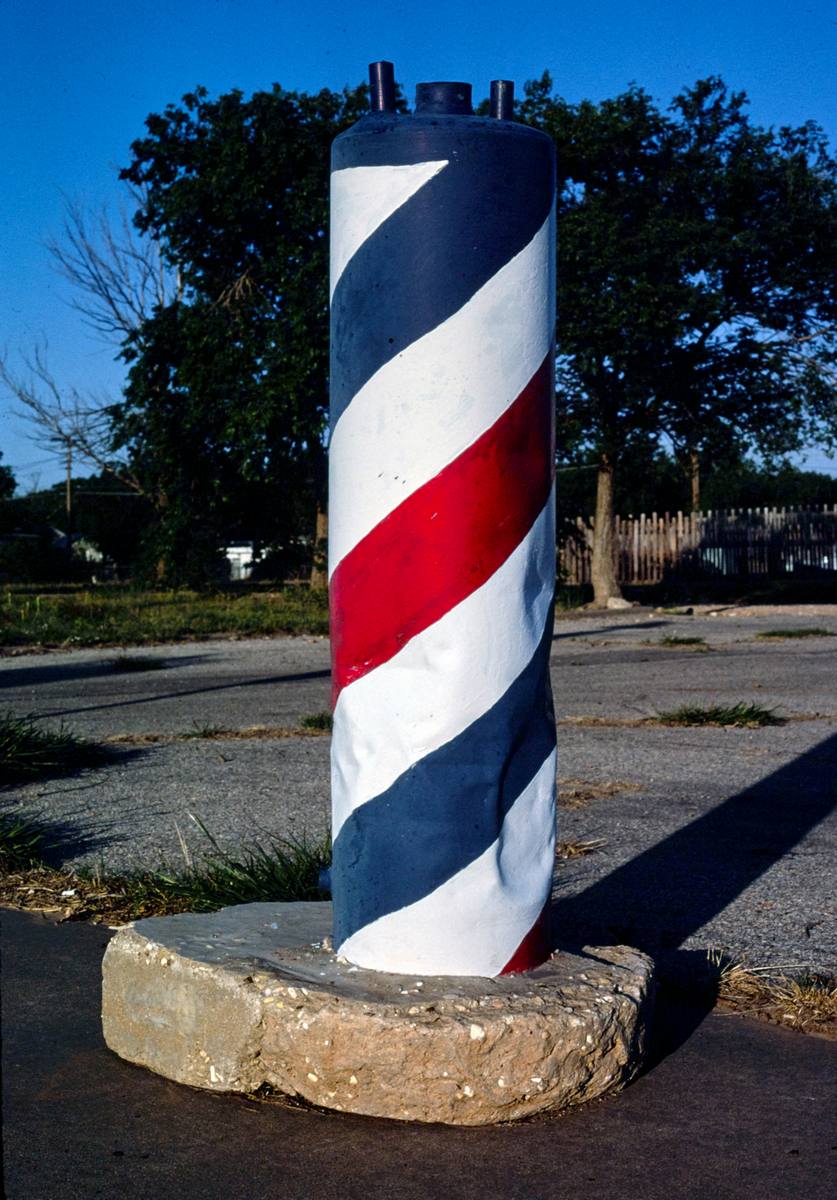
0 452 15 502
46 189 180 341
115 82 374 584
1 471 155 572
0 189 178 524
521 76 837 603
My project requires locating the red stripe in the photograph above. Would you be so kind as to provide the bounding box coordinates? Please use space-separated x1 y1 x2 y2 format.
329 352 554 703
499 900 552 975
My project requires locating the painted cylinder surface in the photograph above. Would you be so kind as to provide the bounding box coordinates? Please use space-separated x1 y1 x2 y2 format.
329 101 557 976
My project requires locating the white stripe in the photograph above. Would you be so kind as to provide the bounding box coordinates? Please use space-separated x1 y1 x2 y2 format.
329 160 448 299
331 488 555 839
328 211 554 575
337 748 557 976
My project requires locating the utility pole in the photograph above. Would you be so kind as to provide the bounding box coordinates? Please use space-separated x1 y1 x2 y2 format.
65 444 74 561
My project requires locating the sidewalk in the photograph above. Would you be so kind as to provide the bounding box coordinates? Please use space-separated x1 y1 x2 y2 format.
3 908 834 1200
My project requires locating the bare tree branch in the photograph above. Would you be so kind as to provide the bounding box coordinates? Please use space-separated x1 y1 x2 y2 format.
0 344 145 496
44 187 178 341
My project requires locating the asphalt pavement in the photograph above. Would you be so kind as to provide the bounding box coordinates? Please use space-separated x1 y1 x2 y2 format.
2 609 834 972
3 907 835 1200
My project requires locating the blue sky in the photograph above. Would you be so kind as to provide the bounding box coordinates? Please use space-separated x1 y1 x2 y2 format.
2 0 836 489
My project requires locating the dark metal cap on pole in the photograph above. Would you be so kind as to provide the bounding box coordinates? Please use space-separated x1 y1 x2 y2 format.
490 80 515 120
369 61 396 112
415 82 473 116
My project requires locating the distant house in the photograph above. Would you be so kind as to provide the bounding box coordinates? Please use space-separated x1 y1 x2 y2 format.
224 541 258 581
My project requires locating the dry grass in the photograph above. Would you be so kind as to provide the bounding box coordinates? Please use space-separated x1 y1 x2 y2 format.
105 723 332 746
706 949 837 1037
555 837 606 859
557 778 638 809
0 826 331 924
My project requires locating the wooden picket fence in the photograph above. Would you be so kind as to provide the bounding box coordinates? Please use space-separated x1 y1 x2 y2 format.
560 505 837 585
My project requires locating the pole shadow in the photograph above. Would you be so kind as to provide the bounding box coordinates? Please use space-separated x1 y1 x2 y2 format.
550 731 837 1065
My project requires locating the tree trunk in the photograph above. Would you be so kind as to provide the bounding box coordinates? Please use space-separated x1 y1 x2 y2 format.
689 448 700 513
309 503 328 588
591 454 622 605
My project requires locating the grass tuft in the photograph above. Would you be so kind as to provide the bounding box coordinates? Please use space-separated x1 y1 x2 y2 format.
109 655 168 672
0 812 55 870
0 713 113 783
755 627 833 640
654 702 783 728
557 778 637 809
705 949 837 1035
115 819 332 916
0 811 331 923
179 722 231 740
659 635 705 647
555 837 606 859
300 711 333 732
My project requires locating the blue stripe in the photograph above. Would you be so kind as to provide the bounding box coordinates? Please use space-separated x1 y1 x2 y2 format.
331 610 556 947
330 122 554 433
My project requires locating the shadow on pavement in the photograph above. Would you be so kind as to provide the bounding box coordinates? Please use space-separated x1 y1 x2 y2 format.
16 667 332 720
550 730 836 1066
0 804 116 865
0 655 207 689
553 619 669 640
552 730 837 964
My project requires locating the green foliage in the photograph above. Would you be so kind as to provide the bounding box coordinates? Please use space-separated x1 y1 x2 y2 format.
0 472 156 579
654 701 783 727
0 453 15 502
300 710 333 732
0 585 329 648
0 812 54 869
521 74 837 547
557 451 837 520
0 532 81 584
116 82 374 585
131 821 331 913
0 713 112 783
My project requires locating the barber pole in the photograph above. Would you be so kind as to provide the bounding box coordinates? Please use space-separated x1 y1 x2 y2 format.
328 63 557 976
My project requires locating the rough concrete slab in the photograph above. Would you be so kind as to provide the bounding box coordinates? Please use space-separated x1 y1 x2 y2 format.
102 901 653 1125
4 909 835 1200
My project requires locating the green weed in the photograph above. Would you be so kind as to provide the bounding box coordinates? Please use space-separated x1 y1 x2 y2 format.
0 812 55 869
1 810 330 921
0 586 329 649
654 702 783 728
659 635 706 647
0 713 112 783
179 722 231 740
300 711 333 732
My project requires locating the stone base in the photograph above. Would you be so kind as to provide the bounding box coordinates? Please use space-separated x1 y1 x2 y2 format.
102 902 654 1126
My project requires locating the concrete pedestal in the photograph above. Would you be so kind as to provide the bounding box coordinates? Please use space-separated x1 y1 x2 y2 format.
102 902 654 1126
